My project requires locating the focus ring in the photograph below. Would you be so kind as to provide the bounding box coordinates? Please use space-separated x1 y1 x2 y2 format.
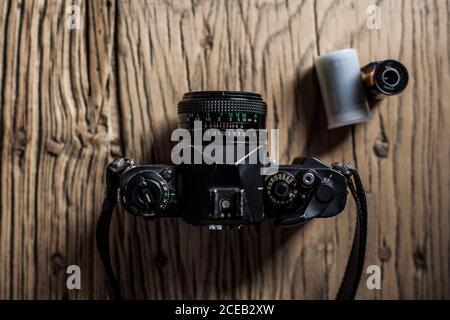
177 91 267 115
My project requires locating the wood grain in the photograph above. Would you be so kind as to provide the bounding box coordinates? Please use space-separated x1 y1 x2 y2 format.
0 0 449 299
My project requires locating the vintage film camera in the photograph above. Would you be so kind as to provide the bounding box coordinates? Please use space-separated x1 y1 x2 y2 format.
98 90 373 300
110 91 349 228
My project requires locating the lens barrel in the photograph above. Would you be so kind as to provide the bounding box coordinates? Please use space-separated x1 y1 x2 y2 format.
177 91 267 131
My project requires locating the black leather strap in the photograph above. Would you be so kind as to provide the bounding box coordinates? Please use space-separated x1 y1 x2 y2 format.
333 163 368 300
96 196 122 300
96 159 130 300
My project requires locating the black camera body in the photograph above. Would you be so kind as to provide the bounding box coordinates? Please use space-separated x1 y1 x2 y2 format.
117 158 347 228
113 91 348 228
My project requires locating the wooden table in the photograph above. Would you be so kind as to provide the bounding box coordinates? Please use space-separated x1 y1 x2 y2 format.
0 0 449 299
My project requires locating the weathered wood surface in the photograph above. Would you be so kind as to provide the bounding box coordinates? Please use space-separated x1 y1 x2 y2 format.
0 0 449 299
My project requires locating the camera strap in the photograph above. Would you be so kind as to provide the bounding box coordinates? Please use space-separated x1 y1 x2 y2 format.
97 189 123 300
96 162 367 300
95 158 132 300
332 163 368 300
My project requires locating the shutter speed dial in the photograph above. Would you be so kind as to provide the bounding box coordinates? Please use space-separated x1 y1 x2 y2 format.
265 172 298 206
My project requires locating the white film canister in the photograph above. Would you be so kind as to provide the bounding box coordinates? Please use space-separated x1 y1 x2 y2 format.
315 49 371 129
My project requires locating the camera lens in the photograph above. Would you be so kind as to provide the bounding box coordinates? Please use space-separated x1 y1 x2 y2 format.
177 91 267 131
